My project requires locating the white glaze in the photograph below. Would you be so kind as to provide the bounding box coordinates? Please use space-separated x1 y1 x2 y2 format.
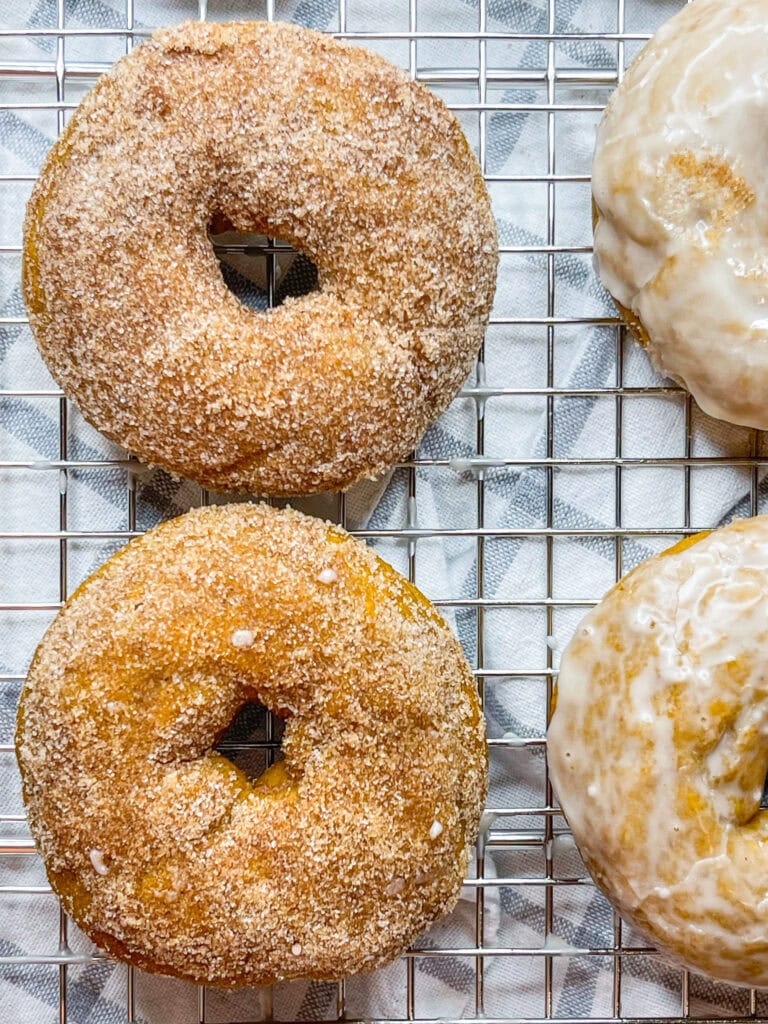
542 933 579 953
592 0 768 429
476 810 498 858
230 629 255 649
429 820 444 840
548 517 768 986
89 848 109 875
317 568 338 585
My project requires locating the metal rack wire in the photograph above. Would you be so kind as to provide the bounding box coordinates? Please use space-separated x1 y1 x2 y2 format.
3 0 768 1021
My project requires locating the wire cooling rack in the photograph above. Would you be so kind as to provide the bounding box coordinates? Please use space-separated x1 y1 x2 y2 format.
4 0 768 1022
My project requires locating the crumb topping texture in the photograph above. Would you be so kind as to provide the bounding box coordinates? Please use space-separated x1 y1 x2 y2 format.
16 503 488 987
23 20 498 495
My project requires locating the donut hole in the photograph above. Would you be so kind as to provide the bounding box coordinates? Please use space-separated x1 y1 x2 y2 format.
214 700 286 783
208 216 318 311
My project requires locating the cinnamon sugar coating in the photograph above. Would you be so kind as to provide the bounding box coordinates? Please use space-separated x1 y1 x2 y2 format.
16 503 487 986
23 20 498 495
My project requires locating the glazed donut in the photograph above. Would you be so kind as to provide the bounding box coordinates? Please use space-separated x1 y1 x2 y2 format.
592 0 768 430
16 503 487 986
23 20 497 496
548 517 768 986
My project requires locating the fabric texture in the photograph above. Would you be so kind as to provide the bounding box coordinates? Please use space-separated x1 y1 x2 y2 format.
2 0 767 1020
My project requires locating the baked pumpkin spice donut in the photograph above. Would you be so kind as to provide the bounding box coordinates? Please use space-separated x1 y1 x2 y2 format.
592 0 768 429
549 517 768 987
23 19 498 496
16 503 487 986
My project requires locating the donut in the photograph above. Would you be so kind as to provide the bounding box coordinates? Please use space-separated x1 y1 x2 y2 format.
23 20 498 496
548 517 768 986
16 503 487 986
592 0 768 430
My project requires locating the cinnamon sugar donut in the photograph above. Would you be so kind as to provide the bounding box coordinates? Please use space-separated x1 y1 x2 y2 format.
16 503 487 987
23 20 498 495
592 0 768 429
549 518 768 986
